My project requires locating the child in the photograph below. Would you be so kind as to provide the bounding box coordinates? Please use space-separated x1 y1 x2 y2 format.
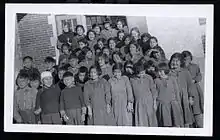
44 56 59 84
34 71 62 124
154 62 184 127
182 50 204 128
149 50 169 66
140 33 151 55
169 53 195 128
79 47 94 69
13 72 38 124
75 66 89 89
60 71 87 125
109 63 134 126
92 23 103 40
29 72 42 90
72 25 86 50
120 35 132 58
57 65 68 91
59 43 71 64
94 38 106 54
130 63 158 127
87 29 97 51
83 65 116 125
130 27 141 43
19 56 40 78
145 60 158 79
125 43 143 65
112 51 124 66
58 56 68 68
108 37 120 54
72 38 89 60
96 53 113 81
123 60 135 79
116 19 129 35
100 19 118 40
116 30 125 49
67 54 80 76
146 36 166 59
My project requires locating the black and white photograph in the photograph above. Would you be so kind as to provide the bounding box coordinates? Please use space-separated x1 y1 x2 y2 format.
5 4 213 136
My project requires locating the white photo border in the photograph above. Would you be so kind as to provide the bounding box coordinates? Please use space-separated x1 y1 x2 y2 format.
5 4 213 136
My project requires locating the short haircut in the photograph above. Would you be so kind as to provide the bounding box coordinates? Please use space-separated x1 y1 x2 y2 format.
89 65 102 76
134 63 145 75
58 65 68 72
87 29 96 38
150 50 160 58
169 52 183 68
141 33 151 40
123 34 132 42
117 30 125 37
29 72 41 81
77 37 88 46
108 37 117 45
150 36 158 43
97 52 109 64
146 60 156 69
92 23 102 30
112 63 123 72
63 71 74 79
61 43 71 53
130 27 140 36
182 50 193 60
75 25 85 33
68 53 78 60
23 56 33 62
15 72 29 86
156 62 170 75
78 66 88 74
44 56 56 63
97 38 106 44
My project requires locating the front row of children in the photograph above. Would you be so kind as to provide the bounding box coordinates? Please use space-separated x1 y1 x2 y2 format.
13 51 204 128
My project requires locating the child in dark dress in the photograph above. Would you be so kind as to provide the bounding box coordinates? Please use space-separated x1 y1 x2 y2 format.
116 30 126 49
59 43 72 65
60 72 87 125
123 60 135 79
75 66 89 89
182 50 204 128
140 33 151 55
19 56 40 78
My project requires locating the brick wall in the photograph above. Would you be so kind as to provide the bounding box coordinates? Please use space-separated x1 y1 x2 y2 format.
17 14 55 72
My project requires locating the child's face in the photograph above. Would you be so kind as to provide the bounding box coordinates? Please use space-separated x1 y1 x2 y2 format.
113 54 121 63
42 76 53 88
45 62 54 70
109 40 116 50
63 25 69 33
98 57 105 67
90 68 98 80
103 49 110 56
183 56 191 67
98 41 104 49
60 58 67 66
150 38 158 48
104 23 111 30
79 42 86 49
129 44 137 54
69 58 78 67
23 58 32 69
137 70 146 77
93 26 101 35
17 77 29 89
86 51 93 59
143 36 149 43
118 32 125 41
131 30 139 40
62 46 70 55
153 52 161 60
158 70 167 79
88 32 95 41
58 70 66 80
124 38 131 45
79 72 86 82
170 58 181 70
63 76 74 87
117 21 123 29
113 69 122 79
30 80 40 89
77 27 84 36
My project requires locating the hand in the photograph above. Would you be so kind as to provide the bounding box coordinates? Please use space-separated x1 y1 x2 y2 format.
81 114 85 122
127 102 133 113
87 106 93 119
34 108 41 115
106 104 111 114
189 97 194 106
63 114 69 122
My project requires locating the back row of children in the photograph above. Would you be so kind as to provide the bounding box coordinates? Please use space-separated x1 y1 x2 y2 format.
13 19 204 128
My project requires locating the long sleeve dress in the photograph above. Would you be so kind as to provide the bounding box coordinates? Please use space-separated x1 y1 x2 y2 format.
130 74 158 127
185 63 204 114
109 76 134 126
154 76 184 127
83 78 116 125
169 68 195 126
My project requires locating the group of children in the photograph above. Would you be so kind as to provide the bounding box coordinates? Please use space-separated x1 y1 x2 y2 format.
13 19 204 128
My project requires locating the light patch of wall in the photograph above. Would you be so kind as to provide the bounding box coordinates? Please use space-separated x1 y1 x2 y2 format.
146 17 205 60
